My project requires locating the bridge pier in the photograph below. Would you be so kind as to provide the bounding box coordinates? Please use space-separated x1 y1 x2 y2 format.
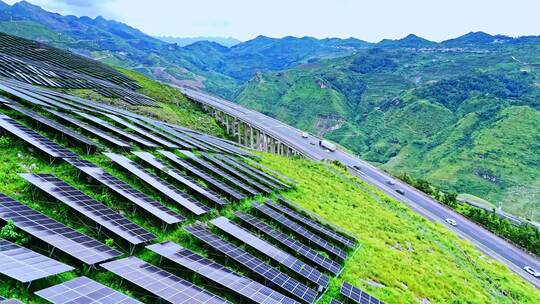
192 101 304 158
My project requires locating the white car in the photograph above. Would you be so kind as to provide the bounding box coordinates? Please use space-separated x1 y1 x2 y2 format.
523 266 540 278
301 132 309 138
445 218 457 226
386 180 396 186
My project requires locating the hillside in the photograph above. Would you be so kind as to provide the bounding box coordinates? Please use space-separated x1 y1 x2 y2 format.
0 73 538 303
235 42 540 221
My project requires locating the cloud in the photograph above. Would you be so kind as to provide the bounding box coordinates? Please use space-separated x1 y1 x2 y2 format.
4 0 115 17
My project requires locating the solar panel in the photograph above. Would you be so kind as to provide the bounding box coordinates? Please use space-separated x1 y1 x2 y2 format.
329 299 343 304
235 212 341 275
45 109 131 149
213 155 282 190
200 152 273 193
146 242 300 304
35 276 142 304
104 153 209 216
133 152 227 207
0 113 78 159
0 299 24 304
124 117 195 149
0 82 50 107
179 150 259 196
340 282 385 304
6 103 104 152
0 193 121 265
103 113 178 148
277 196 357 242
253 203 347 261
20 173 156 246
159 150 245 201
266 200 356 249
219 155 290 189
210 217 329 289
185 224 318 303
74 111 157 148
0 238 73 283
63 158 184 225
100 257 230 304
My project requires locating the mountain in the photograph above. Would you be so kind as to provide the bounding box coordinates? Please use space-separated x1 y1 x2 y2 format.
157 36 242 47
377 34 437 48
236 41 540 221
1 0 539 221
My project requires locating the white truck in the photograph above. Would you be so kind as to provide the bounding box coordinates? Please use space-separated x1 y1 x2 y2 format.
319 140 337 152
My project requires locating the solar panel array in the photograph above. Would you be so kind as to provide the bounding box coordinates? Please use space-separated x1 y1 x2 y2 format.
75 111 157 148
201 152 273 193
103 114 179 149
277 196 357 242
45 109 132 149
254 202 347 261
210 217 329 289
133 151 227 207
180 150 259 196
104 153 209 215
159 150 245 201
64 158 184 225
219 155 290 189
266 200 356 249
341 282 385 304
0 113 78 159
329 299 343 304
235 212 341 275
0 193 121 265
185 224 318 303
21 173 156 246
0 238 74 283
215 154 287 190
6 103 104 152
0 299 24 304
0 32 156 105
35 276 142 304
101 256 231 304
146 242 300 304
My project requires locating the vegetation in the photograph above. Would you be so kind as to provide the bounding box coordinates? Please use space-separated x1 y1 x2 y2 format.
398 173 540 257
257 154 540 303
236 43 540 222
68 68 226 138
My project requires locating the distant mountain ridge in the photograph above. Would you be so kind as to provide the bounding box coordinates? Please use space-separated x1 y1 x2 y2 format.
157 36 242 47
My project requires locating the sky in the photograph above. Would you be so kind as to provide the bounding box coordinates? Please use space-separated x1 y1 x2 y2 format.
3 0 540 42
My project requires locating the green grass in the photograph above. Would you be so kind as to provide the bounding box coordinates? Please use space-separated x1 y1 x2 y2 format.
256 154 540 304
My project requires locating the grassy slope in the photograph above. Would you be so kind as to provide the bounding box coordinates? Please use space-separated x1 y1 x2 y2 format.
258 154 540 304
69 68 226 138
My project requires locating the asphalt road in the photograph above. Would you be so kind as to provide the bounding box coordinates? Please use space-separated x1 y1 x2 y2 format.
180 87 540 288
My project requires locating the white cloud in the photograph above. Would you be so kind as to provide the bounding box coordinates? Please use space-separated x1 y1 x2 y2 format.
3 0 540 41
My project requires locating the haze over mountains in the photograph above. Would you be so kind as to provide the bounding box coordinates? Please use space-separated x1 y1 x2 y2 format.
0 0 538 221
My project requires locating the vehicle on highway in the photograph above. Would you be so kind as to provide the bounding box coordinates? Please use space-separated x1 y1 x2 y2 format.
310 142 315 145
319 140 337 152
445 218 458 226
301 132 309 138
523 266 540 278
395 189 405 195
352 165 362 171
387 180 396 185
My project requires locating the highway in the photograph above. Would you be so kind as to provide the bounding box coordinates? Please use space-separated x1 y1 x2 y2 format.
180 87 540 289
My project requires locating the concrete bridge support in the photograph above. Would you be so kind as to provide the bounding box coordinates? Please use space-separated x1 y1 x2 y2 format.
195 103 304 158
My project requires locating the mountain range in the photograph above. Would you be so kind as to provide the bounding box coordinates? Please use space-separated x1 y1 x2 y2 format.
156 36 242 47
0 0 539 220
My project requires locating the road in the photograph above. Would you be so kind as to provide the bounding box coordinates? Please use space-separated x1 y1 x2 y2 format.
180 87 540 288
